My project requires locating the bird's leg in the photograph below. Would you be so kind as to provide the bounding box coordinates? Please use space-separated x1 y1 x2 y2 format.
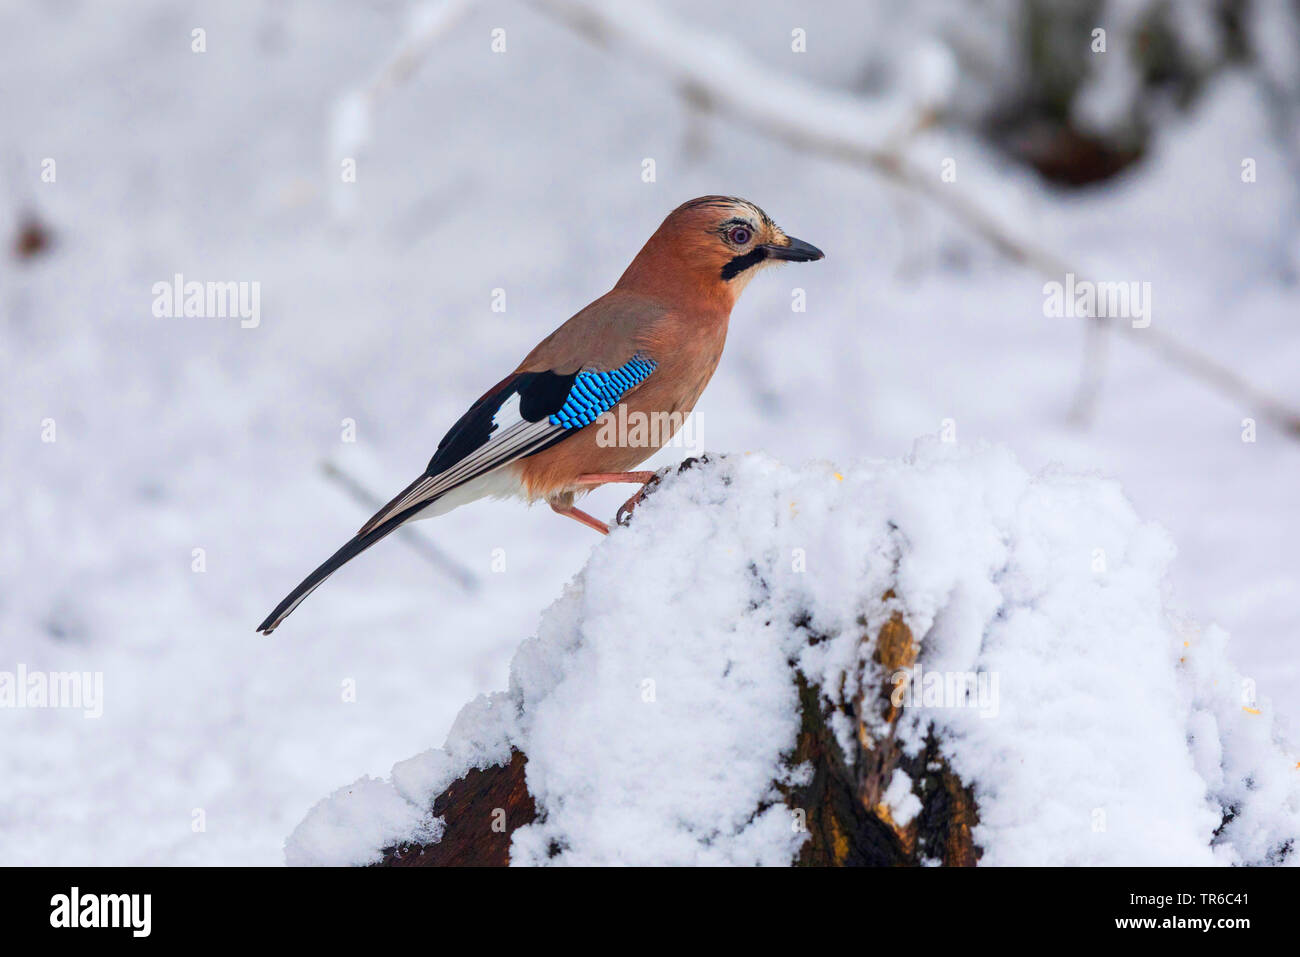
550 500 610 536
571 471 659 488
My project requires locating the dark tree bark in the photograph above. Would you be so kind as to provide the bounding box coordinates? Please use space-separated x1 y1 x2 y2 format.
780 599 980 866
379 751 535 867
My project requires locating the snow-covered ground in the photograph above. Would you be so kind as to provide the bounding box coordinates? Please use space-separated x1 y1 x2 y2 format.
2 1 1297 865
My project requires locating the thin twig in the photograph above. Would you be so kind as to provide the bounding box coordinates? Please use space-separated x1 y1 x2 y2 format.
320 460 480 593
1068 317 1109 427
361 0 477 105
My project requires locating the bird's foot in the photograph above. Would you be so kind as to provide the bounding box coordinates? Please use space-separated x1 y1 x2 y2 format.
615 466 674 527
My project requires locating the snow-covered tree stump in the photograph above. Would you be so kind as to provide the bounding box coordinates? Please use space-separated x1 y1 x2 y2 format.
287 447 1299 867
377 599 979 867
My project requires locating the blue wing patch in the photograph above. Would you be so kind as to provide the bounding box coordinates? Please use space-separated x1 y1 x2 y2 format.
549 356 658 429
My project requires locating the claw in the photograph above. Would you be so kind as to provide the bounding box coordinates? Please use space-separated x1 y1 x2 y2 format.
615 466 672 526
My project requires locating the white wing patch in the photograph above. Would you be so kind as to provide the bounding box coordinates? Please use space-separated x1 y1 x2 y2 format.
423 393 559 491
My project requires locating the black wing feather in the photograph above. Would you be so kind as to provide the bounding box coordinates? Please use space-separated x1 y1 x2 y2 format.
426 371 578 476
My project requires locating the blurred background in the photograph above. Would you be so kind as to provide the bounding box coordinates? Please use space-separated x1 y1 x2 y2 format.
2 0 1298 864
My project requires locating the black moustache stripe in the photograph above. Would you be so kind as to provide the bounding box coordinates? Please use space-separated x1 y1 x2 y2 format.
721 247 768 281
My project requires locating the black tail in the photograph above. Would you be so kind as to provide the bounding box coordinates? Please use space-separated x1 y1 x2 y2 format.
256 513 412 635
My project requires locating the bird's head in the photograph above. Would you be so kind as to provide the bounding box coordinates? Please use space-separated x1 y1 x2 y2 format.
616 196 823 308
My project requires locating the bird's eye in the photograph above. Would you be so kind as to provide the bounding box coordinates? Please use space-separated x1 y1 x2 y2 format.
727 225 752 245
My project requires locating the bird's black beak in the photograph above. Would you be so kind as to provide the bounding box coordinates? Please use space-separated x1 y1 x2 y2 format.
762 236 824 262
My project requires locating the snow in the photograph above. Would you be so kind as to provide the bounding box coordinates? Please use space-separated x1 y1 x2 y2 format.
286 450 1299 866
284 776 444 869
2 0 1298 865
881 770 924 828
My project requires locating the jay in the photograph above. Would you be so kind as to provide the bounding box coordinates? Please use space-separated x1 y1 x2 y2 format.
257 196 822 634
